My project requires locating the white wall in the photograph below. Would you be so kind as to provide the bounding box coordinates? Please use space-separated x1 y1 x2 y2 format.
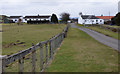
9 17 24 23
78 17 104 25
78 16 83 24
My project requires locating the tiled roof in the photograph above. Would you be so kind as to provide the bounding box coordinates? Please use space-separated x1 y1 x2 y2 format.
96 16 114 20
81 15 99 19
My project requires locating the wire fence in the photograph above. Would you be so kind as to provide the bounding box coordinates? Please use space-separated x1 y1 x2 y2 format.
0 24 69 73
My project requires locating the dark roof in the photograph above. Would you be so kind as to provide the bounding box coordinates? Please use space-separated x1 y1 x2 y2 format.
8 16 22 18
24 15 51 18
81 15 99 19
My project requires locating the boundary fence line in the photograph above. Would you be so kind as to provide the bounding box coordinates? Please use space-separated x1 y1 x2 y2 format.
0 24 69 73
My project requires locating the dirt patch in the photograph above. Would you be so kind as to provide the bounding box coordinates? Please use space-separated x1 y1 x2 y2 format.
3 40 26 48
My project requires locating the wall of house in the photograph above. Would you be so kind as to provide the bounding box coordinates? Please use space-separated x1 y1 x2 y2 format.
24 18 51 24
25 18 50 24
78 17 104 25
78 16 83 24
83 19 104 24
9 17 24 23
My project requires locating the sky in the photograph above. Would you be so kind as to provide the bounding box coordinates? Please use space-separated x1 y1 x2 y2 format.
0 0 119 18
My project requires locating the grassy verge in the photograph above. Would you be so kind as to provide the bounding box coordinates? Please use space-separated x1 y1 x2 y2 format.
77 24 118 40
86 26 118 40
102 25 119 28
2 24 65 55
45 28 118 72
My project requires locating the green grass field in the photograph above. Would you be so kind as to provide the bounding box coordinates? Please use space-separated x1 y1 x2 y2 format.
2 24 119 72
45 28 118 72
2 24 66 72
77 24 119 40
86 26 119 40
2 24 66 55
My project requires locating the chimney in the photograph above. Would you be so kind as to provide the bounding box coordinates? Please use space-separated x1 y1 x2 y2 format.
101 14 103 16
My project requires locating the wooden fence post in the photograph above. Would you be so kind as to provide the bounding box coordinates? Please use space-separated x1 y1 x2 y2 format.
32 44 36 72
49 40 52 59
18 57 24 72
53 39 56 53
55 38 57 49
40 43 43 72
1 55 6 73
45 43 48 64
51 40 54 56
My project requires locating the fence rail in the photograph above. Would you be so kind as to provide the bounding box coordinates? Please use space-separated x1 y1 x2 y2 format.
0 24 69 73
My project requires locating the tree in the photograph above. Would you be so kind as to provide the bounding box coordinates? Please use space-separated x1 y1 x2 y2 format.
60 12 70 23
111 12 120 26
51 14 58 23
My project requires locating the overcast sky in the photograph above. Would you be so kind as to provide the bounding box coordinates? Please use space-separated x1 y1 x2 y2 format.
0 0 119 18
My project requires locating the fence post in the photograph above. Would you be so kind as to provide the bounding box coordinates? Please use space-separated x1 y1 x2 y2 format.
54 38 56 54
49 40 52 59
55 38 57 51
45 42 48 64
18 57 24 72
51 39 54 55
54 39 56 53
40 43 43 72
1 55 6 73
32 44 36 72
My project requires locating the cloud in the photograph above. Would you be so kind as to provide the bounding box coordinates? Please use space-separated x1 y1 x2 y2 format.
0 0 118 17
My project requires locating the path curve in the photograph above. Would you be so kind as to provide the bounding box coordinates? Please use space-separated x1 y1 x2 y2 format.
70 23 119 52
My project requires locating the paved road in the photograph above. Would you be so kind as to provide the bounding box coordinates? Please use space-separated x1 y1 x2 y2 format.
70 23 119 52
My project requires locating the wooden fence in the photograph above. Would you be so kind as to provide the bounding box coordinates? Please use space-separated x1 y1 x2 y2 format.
0 24 69 73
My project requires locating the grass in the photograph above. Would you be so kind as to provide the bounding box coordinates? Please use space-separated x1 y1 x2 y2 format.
2 23 66 72
77 24 119 40
45 28 118 72
86 26 119 40
77 24 84 27
102 24 119 28
2 24 66 55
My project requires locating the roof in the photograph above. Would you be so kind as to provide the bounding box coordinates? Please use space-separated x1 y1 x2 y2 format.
81 15 99 19
8 16 22 18
96 16 114 20
24 15 51 18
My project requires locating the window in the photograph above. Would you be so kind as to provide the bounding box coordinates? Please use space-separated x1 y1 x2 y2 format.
96 20 98 22
100 20 102 22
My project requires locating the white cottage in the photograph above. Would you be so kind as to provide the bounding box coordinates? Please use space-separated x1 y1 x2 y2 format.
78 14 104 25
